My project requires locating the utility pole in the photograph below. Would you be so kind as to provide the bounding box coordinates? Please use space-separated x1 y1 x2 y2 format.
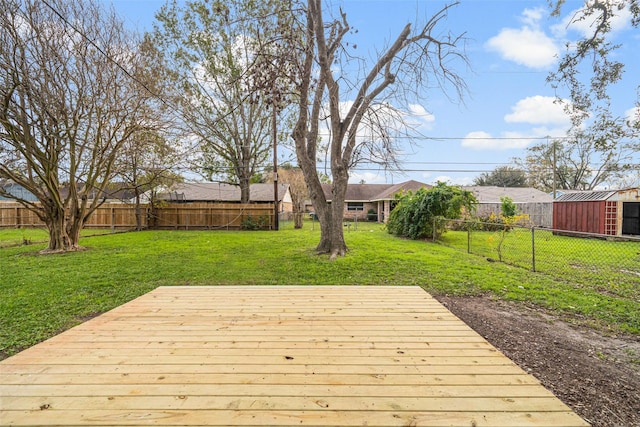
551 138 557 199
272 99 279 231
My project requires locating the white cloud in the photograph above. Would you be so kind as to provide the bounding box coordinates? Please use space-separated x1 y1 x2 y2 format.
462 96 572 151
521 7 546 27
625 106 640 126
504 95 571 126
408 104 436 128
486 7 559 69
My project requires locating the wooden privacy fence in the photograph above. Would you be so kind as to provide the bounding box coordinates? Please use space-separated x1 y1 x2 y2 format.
475 202 553 227
0 202 275 230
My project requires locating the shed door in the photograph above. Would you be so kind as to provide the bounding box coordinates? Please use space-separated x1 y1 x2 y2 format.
622 202 640 235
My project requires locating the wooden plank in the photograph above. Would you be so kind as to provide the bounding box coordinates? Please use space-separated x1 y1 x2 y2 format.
0 372 539 386
0 363 529 376
0 395 567 412
15 340 496 350
1 384 557 398
0 409 588 427
0 286 589 426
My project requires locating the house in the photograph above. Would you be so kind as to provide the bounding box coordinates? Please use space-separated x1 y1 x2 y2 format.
161 182 293 216
553 188 640 236
60 182 140 204
463 186 554 227
320 180 432 222
0 180 38 202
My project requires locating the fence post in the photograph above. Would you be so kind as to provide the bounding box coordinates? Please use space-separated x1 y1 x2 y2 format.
531 226 536 272
111 208 115 233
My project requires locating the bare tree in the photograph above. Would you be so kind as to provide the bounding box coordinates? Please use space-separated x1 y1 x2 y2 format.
266 164 308 229
115 130 183 230
516 130 634 192
291 1 468 258
113 35 183 230
153 0 293 203
0 0 160 251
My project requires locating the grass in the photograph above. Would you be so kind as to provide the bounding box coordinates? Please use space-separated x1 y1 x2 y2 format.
439 228 640 300
0 227 118 248
1 221 639 358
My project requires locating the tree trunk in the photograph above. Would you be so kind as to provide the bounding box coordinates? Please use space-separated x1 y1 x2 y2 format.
66 218 83 251
43 206 75 252
134 189 143 231
326 172 348 259
305 175 349 258
293 212 303 229
239 175 251 204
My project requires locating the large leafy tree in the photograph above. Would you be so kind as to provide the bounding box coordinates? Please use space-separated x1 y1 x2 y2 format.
547 0 640 181
473 166 528 187
290 0 468 258
153 0 293 203
0 0 162 251
516 129 634 192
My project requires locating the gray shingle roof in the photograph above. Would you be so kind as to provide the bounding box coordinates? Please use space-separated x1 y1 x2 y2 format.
322 180 432 202
164 183 289 202
463 186 553 203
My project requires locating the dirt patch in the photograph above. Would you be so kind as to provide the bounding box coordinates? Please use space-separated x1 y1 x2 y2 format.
435 295 640 427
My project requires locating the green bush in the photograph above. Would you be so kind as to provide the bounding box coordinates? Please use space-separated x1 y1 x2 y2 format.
241 215 269 230
387 182 477 240
500 196 518 217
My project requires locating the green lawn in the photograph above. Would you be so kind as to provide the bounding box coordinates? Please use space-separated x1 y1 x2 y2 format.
1 222 639 358
0 227 116 248
439 228 640 300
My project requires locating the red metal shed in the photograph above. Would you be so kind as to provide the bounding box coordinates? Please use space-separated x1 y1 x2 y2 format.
553 189 640 236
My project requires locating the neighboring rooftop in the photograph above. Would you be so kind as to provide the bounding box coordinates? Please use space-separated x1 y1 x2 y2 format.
322 180 431 202
554 190 618 203
163 182 289 202
463 186 553 203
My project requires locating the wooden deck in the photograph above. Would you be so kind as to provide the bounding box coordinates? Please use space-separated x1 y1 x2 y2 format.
0 286 588 426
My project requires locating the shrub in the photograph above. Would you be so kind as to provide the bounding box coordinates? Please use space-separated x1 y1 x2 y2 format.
387 182 477 240
500 196 518 218
241 215 269 230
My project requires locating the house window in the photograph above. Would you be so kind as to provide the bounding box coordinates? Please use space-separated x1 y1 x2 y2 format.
347 202 364 211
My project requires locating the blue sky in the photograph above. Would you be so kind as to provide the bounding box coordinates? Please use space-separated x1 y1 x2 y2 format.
106 0 640 186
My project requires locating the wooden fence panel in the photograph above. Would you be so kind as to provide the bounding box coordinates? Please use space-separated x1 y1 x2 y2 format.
152 203 274 230
0 202 274 230
0 203 44 227
84 205 144 229
475 202 553 228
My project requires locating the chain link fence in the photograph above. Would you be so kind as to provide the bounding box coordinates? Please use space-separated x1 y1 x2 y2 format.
434 218 640 294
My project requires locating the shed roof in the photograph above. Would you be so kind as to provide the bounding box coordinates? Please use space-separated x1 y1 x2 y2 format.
164 183 289 203
463 186 553 203
554 190 617 202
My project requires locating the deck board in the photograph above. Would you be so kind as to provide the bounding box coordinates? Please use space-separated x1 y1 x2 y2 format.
0 285 589 426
